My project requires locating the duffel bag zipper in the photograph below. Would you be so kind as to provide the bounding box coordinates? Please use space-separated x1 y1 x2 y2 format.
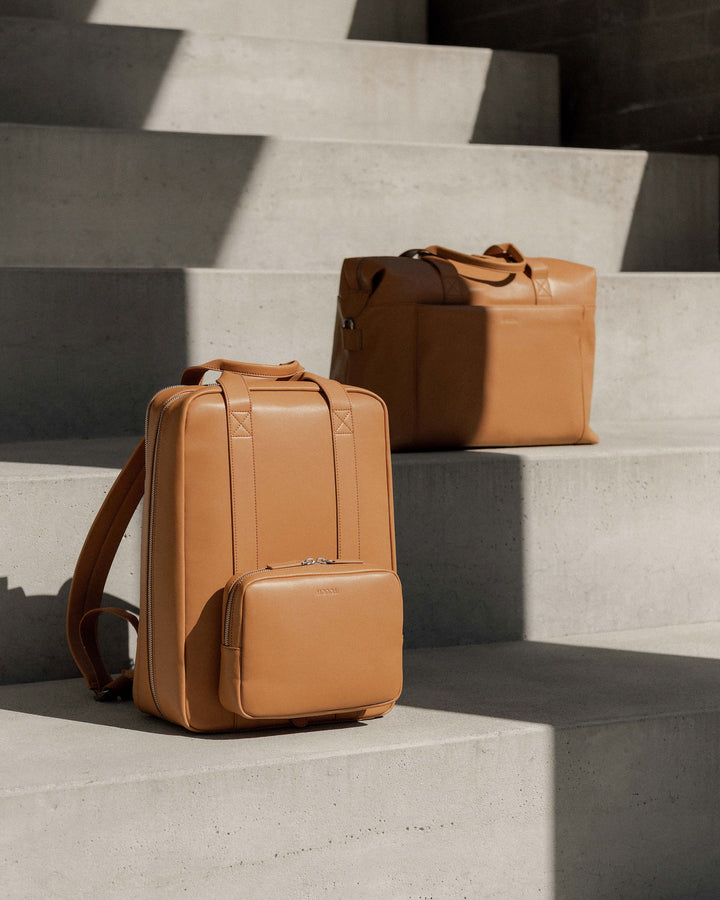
145 388 192 716
223 558 362 646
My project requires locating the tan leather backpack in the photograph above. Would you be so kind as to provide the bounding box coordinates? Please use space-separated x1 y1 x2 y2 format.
331 244 598 450
67 360 403 733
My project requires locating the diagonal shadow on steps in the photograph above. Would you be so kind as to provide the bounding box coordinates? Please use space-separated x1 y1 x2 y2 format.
0 0 95 16
0 17 183 131
0 268 191 442
393 450 526 648
401 639 720 897
1 127 269 268
622 152 720 273
0 577 134 686
470 49 560 146
347 0 426 43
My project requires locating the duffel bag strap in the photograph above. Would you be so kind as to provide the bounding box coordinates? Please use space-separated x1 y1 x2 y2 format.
483 243 552 303
422 243 527 273
404 244 553 305
67 439 145 699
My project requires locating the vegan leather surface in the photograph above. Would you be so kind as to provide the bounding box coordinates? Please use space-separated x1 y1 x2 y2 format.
330 244 598 450
219 563 403 719
68 359 400 733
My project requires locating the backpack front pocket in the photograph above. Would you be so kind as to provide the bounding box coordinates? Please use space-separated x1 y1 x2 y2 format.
219 562 403 720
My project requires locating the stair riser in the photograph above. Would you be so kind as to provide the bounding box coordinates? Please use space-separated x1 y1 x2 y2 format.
2 425 719 683
593 274 720 422
4 702 720 897
1 731 552 897
0 0 427 41
0 465 140 684
0 126 716 270
0 270 336 442
3 270 720 442
393 440 720 645
0 20 558 146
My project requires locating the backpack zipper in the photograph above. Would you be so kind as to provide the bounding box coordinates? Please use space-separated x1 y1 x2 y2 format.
145 388 192 716
222 558 361 646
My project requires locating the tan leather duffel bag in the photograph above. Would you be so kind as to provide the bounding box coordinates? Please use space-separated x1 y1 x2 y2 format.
67 359 403 733
331 244 598 450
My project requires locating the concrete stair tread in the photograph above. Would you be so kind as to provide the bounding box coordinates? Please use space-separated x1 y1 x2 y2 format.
5 622 720 895
0 17 559 144
0 124 716 270
2 620 720 787
0 436 142 474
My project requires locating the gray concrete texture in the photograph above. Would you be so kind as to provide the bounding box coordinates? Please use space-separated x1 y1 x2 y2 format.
0 0 428 42
3 269 720 442
2 421 720 683
592 273 720 422
428 0 720 157
0 439 140 684
0 269 338 441
0 19 560 146
0 125 717 270
393 420 720 646
3 622 720 897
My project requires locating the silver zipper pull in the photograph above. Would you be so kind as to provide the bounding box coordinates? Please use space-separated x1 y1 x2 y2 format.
301 558 316 566
316 558 364 565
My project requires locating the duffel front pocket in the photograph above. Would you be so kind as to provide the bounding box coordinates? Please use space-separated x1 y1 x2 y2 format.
219 561 403 720
415 304 587 447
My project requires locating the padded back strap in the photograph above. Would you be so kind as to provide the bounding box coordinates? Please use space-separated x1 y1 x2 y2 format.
66 439 145 698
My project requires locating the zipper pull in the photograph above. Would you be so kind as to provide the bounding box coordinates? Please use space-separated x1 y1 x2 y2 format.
315 558 363 565
267 558 316 569
267 558 364 569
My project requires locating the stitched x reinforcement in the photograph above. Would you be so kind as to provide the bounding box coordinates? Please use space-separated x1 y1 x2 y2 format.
333 410 353 435
230 411 252 437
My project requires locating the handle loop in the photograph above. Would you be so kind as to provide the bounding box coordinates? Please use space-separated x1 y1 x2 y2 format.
182 359 304 385
424 244 526 273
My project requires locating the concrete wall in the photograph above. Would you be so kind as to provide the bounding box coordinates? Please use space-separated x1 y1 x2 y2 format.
429 0 720 156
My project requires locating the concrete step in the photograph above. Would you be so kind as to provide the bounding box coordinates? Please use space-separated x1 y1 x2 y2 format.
2 421 720 684
3 621 720 897
0 437 141 685
0 125 717 270
2 268 719 443
0 0 427 42
0 19 559 146
395 418 720 647
593 272 720 422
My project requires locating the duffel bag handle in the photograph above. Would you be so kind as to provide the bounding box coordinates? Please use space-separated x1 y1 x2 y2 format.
181 358 305 385
410 244 527 273
402 244 552 304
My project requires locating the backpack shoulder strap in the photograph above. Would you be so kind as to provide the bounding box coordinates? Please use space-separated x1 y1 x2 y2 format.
66 439 145 700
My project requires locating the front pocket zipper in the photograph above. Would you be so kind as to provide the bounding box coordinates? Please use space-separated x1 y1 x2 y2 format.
222 559 362 646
